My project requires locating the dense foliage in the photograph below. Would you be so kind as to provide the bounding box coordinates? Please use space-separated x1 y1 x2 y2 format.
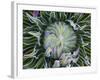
23 10 91 69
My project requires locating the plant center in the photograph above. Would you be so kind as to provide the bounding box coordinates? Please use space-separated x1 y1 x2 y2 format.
44 22 77 59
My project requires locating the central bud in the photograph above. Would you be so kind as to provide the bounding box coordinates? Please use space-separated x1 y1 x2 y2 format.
44 22 77 59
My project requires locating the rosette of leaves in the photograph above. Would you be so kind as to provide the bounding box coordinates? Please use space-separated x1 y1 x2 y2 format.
23 10 91 69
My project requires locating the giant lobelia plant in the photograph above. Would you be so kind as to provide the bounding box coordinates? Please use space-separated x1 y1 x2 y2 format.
23 10 91 69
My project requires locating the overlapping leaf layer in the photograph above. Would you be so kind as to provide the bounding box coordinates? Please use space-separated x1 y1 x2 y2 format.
23 10 91 69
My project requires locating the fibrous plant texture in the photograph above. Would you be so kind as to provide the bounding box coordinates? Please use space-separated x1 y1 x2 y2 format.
23 10 91 69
